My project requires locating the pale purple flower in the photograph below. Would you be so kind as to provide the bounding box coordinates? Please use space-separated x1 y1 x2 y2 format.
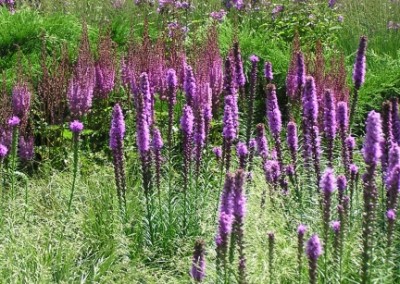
306 234 323 260
353 36 367 90
70 120 83 133
8 116 20 127
362 111 383 165
109 104 125 150
0 144 8 158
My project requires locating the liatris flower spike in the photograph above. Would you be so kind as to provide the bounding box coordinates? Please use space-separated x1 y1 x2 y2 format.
110 104 126 213
190 239 206 282
8 116 20 199
68 120 84 212
306 234 323 284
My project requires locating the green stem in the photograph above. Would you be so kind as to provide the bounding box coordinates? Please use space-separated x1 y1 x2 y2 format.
67 133 79 212
10 126 19 199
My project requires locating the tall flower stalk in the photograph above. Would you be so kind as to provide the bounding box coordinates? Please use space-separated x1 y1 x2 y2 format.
216 173 235 283
323 89 336 167
246 55 259 144
297 224 307 283
361 111 383 284
137 72 153 244
233 170 247 284
166 68 177 150
268 232 275 284
350 36 367 126
180 104 194 231
190 239 206 282
8 116 20 199
266 84 283 168
110 104 126 214
0 144 7 199
320 167 336 280
306 234 323 284
337 101 349 175
68 120 83 212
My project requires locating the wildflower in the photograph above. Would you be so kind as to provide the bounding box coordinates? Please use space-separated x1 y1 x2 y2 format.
190 240 206 282
306 234 323 284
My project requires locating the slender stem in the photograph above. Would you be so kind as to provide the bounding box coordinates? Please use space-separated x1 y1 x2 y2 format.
67 133 79 212
10 126 19 199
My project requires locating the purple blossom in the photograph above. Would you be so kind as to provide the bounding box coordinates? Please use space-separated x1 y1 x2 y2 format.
287 122 298 157
95 61 115 98
67 64 95 118
264 160 280 184
237 142 248 158
264 62 273 81
352 36 367 90
266 84 282 136
69 120 83 133
12 83 31 119
233 170 246 219
152 128 164 151
337 175 347 192
328 0 336 8
8 116 20 127
286 164 295 177
190 240 206 282
306 234 323 260
180 105 194 136
337 101 349 132
331 221 341 233
297 224 307 236
320 168 336 194
18 136 34 161
233 43 246 88
249 55 259 63
302 76 318 124
109 104 125 151
346 136 356 150
213 146 222 160
272 5 284 18
223 98 237 141
362 111 383 165
0 144 8 158
296 52 306 92
256 124 269 159
323 89 336 139
184 65 197 106
210 10 227 22
350 164 358 176
387 209 396 221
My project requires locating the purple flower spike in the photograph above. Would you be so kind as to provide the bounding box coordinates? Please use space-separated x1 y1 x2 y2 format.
167 68 178 105
337 175 347 192
303 76 318 124
306 234 323 260
320 168 336 194
266 84 282 136
331 220 341 233
297 224 307 236
190 239 206 282
323 89 337 139
346 136 356 150
362 111 383 165
264 62 273 81
264 160 280 184
109 104 125 151
0 144 8 158
18 136 34 161
237 142 248 158
213 146 222 160
184 65 197 106
152 128 163 151
69 120 84 133
350 164 358 175
249 54 259 63
353 36 368 90
180 105 194 136
256 124 269 160
12 83 31 119
387 209 396 221
8 116 20 127
337 101 349 131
